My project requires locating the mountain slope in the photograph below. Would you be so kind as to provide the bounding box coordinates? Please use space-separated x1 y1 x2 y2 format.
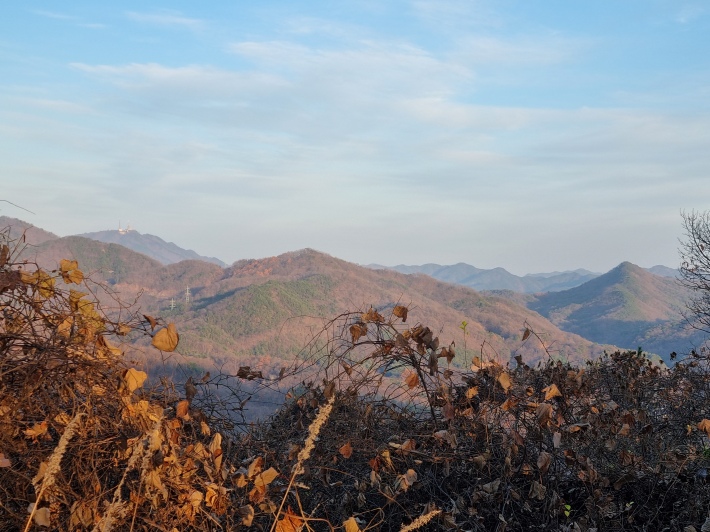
120 249 614 374
81 229 226 267
528 262 703 359
0 216 59 246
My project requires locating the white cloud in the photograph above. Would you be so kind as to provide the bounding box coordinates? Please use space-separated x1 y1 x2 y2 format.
31 9 75 20
125 10 205 31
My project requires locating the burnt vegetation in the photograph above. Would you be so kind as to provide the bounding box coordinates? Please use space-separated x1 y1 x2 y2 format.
2 226 710 531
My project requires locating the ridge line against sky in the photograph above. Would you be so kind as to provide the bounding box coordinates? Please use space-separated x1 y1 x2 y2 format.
1 1 708 275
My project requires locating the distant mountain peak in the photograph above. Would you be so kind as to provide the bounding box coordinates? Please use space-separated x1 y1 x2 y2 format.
80 229 226 267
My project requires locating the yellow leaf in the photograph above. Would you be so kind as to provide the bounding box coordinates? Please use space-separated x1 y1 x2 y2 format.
466 386 478 399
209 433 223 469
60 259 79 272
253 467 279 488
343 517 361 532
247 456 264 478
69 289 87 311
152 323 179 352
339 442 353 459
497 372 512 392
124 368 148 393
543 383 562 401
57 317 73 339
698 419 710 436
189 491 203 508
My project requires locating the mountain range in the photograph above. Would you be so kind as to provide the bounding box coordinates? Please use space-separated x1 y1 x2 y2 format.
1 216 704 366
370 262 678 293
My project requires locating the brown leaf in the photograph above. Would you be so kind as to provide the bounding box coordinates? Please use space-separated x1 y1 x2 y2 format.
466 386 479 399
698 419 710 436
542 383 562 401
339 442 353 459
537 451 552 475
240 505 255 527
443 402 455 421
275 508 304 532
361 307 384 323
536 403 553 426
0 245 9 268
143 314 158 331
324 380 336 399
24 421 49 439
176 400 190 420
522 328 531 342
237 366 263 380
349 323 368 343
529 480 546 500
404 371 419 389
392 305 408 322
152 323 179 352
0 453 10 468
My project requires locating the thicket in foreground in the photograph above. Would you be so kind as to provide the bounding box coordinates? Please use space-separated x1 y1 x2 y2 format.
2 227 710 530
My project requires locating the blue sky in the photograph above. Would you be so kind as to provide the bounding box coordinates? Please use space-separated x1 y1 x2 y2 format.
1 1 709 274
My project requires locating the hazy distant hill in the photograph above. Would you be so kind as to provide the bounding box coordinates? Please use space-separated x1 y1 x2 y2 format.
528 262 703 360
81 229 226 267
0 216 58 246
370 262 600 292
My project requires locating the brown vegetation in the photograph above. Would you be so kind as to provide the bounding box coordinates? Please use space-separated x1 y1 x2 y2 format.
3 228 710 531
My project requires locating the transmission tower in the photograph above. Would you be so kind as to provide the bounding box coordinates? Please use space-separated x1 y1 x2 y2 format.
170 298 176 310
185 286 191 304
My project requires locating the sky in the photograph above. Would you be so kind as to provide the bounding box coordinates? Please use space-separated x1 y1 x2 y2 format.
1 1 709 275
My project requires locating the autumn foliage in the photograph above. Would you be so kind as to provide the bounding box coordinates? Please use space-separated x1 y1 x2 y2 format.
2 227 710 531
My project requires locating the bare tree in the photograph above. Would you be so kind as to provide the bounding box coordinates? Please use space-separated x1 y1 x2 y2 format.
679 210 710 332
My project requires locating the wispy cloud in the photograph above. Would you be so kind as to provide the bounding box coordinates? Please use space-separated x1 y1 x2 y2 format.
125 10 205 31
676 4 704 23
31 9 75 21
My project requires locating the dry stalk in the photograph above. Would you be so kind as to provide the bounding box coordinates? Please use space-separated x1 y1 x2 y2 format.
93 414 164 532
270 394 336 532
399 509 441 532
23 411 84 532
